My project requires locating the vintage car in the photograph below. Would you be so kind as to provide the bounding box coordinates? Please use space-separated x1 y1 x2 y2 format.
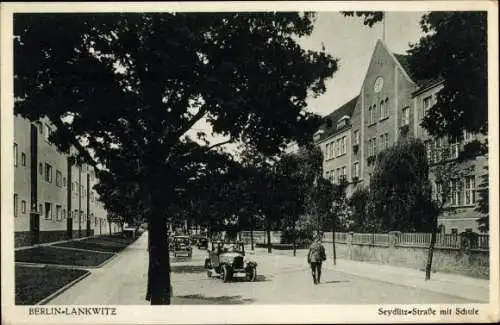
204 241 257 282
172 235 192 257
196 237 209 249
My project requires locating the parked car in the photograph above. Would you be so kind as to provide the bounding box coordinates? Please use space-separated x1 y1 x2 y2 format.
172 235 192 257
204 241 257 282
196 237 209 249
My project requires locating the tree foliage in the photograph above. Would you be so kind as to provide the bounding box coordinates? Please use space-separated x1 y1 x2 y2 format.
407 12 488 140
347 187 372 232
367 138 435 232
341 11 384 27
14 12 338 304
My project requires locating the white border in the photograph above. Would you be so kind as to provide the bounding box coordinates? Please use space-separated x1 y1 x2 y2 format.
1 2 499 324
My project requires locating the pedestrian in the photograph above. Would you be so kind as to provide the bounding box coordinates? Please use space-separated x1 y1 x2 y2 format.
307 234 326 284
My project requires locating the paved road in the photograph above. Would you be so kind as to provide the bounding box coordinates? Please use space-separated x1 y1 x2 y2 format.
49 233 479 305
170 247 472 304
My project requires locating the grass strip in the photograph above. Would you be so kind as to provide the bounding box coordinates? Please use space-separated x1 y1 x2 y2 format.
15 246 115 267
15 265 89 305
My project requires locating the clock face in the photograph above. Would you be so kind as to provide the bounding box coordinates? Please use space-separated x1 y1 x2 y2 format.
374 77 384 93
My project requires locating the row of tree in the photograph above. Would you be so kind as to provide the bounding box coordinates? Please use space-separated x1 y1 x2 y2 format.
14 11 488 303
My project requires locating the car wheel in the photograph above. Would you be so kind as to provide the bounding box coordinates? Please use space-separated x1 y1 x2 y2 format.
247 267 257 282
207 270 212 278
222 265 232 283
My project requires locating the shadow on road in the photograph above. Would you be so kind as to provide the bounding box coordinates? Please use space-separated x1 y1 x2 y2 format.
171 265 206 273
323 280 350 284
174 294 254 304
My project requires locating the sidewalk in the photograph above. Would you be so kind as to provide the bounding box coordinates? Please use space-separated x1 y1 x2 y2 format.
47 232 150 305
251 247 489 303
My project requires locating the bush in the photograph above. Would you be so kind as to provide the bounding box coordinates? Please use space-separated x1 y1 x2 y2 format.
280 228 314 245
255 243 309 250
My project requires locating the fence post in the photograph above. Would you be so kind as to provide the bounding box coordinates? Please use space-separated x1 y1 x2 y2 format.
347 232 354 259
388 231 400 247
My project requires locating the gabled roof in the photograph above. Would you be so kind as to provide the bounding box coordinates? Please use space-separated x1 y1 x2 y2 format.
315 95 359 142
392 53 442 88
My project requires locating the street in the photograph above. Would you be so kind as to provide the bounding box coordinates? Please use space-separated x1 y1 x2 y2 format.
48 232 482 305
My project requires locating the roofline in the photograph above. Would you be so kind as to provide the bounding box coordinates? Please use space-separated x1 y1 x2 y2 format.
412 79 445 97
379 40 416 85
314 125 351 144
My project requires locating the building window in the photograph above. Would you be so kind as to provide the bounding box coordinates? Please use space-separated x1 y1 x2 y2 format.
401 106 410 126
464 176 476 205
93 214 97 226
435 182 443 204
449 179 463 207
423 95 433 116
353 130 360 146
368 138 377 157
45 163 53 183
353 162 360 178
380 98 389 120
463 130 474 143
379 133 389 151
14 194 18 218
63 209 66 219
14 143 18 167
63 177 66 187
337 136 346 156
21 200 26 214
45 202 52 220
21 153 26 166
39 163 43 175
43 123 51 141
56 205 62 221
39 204 43 216
368 105 377 125
56 170 62 187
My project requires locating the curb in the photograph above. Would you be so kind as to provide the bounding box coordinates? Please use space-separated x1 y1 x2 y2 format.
48 245 116 255
15 236 94 251
36 271 91 305
95 253 119 268
251 251 489 302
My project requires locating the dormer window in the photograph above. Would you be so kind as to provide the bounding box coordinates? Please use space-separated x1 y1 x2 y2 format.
313 129 324 142
337 115 350 129
325 118 333 128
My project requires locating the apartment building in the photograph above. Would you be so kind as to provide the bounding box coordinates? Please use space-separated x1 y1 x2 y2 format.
13 114 120 247
314 39 487 233
314 95 358 194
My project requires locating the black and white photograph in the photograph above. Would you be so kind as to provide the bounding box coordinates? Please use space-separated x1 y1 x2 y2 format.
1 1 498 324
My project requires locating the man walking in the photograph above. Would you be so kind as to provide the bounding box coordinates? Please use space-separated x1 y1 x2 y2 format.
307 234 326 284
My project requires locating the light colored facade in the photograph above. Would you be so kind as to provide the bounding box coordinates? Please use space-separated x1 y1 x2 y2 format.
314 96 357 194
315 39 488 234
13 115 120 247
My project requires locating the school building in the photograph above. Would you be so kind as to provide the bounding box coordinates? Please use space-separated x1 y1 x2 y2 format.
314 40 487 234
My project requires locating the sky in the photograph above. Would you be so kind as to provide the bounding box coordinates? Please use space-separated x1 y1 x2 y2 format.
298 11 426 116
188 11 427 154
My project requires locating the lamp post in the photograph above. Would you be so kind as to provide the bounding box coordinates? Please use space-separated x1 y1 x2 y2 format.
331 201 337 266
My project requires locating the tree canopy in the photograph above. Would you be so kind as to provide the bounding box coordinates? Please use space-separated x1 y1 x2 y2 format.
14 12 338 304
367 138 435 232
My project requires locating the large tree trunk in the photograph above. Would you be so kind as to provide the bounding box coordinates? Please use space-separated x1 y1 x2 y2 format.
145 193 171 305
250 215 254 251
266 219 272 253
425 220 438 280
332 215 336 265
292 213 296 257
